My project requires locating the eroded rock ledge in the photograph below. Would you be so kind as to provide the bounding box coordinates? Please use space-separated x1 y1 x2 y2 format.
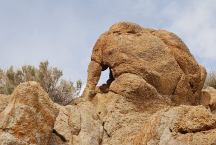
0 22 216 145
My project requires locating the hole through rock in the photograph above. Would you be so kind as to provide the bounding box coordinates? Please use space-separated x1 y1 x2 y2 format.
98 68 110 86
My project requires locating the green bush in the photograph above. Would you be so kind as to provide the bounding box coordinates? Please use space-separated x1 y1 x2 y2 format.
0 61 82 105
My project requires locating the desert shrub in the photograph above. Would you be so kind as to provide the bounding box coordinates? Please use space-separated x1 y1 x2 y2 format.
0 61 82 105
204 71 216 89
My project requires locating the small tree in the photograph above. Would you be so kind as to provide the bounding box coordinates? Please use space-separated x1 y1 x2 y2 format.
0 61 82 105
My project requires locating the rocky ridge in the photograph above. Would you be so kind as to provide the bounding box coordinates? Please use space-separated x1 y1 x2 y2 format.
0 22 216 145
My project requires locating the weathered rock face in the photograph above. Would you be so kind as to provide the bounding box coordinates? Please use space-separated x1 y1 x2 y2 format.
77 22 213 145
0 82 59 145
53 101 103 145
84 22 206 105
70 93 216 145
132 105 216 145
93 92 170 145
0 22 212 145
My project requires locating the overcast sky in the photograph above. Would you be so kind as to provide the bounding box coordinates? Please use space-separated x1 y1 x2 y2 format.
0 0 216 84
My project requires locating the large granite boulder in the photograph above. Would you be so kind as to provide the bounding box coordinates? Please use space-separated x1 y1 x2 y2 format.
0 82 59 145
84 22 206 105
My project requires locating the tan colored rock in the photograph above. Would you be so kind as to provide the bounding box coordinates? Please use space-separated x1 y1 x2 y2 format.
0 22 209 145
0 94 9 113
92 92 170 145
53 93 216 145
53 101 103 145
53 105 81 144
77 22 209 145
132 105 216 145
84 21 206 105
201 87 216 111
0 81 59 145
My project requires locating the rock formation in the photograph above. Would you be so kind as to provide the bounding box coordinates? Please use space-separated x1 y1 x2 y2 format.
133 105 216 145
0 22 215 145
84 22 206 105
0 82 59 145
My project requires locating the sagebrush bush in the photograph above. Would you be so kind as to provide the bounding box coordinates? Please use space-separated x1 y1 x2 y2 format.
0 61 82 105
204 72 216 89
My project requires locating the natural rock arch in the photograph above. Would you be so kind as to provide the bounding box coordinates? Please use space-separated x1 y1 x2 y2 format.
83 21 206 105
